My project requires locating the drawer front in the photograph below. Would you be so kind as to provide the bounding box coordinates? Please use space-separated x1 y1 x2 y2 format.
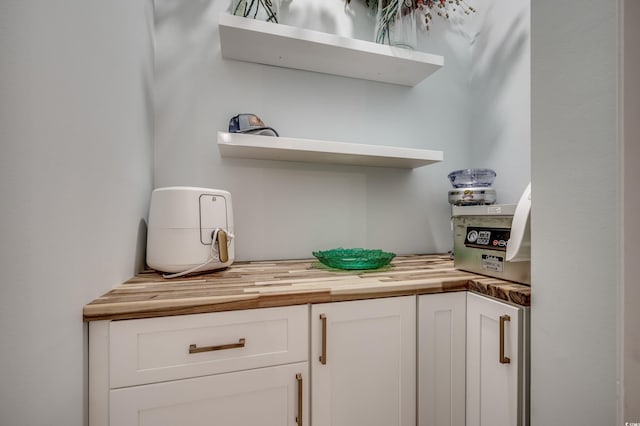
109 305 308 388
110 362 309 426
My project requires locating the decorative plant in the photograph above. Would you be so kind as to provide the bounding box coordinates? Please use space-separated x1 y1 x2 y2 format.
232 0 279 23
374 0 415 45
346 0 476 32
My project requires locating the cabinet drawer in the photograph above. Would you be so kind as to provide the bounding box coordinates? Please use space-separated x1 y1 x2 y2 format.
110 362 309 426
109 305 308 388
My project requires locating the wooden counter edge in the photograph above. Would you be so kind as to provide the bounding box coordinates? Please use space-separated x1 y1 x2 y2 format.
83 279 529 322
83 290 333 322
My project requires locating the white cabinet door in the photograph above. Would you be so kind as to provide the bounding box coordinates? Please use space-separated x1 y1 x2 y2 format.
110 362 308 426
418 292 466 426
310 296 416 426
466 292 527 426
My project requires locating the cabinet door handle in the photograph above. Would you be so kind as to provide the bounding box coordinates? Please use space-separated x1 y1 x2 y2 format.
319 313 327 365
499 315 511 364
296 373 303 426
188 338 245 354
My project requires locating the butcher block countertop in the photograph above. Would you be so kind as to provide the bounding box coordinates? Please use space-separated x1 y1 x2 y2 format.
83 254 530 322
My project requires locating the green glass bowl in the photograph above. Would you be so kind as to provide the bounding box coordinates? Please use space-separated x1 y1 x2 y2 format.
312 248 396 270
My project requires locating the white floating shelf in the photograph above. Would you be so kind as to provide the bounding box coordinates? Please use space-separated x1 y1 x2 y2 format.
217 132 443 169
218 14 444 87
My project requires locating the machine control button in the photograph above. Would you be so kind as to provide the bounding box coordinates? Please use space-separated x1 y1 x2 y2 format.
476 231 491 246
463 227 511 252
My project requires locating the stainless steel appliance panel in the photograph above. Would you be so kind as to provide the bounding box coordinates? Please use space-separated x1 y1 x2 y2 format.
452 206 531 285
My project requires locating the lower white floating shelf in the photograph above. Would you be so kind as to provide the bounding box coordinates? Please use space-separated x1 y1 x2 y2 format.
217 132 443 169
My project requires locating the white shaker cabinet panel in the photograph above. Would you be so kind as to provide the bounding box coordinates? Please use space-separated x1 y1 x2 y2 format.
310 296 416 426
110 362 308 426
89 289 530 426
109 305 308 388
89 305 309 426
418 292 467 426
466 292 529 426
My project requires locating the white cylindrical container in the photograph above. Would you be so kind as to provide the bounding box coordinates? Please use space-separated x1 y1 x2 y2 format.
146 186 234 274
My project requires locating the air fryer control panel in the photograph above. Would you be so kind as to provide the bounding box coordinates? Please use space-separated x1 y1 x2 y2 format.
199 193 229 245
464 227 511 251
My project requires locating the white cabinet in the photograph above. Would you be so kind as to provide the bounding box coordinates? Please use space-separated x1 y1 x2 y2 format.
88 291 530 426
108 306 308 387
466 292 529 426
310 296 416 426
417 292 467 426
109 362 307 426
89 305 309 426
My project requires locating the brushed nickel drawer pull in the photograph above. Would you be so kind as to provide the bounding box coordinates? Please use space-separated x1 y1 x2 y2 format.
188 338 245 354
296 373 303 426
319 314 327 365
499 315 511 364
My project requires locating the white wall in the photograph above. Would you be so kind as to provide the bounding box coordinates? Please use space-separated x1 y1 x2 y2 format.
154 0 530 261
0 1 154 425
0 0 529 424
531 0 618 424
622 0 640 421
469 0 531 203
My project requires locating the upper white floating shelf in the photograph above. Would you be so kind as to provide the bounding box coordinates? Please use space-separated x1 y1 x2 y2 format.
218 14 444 87
217 132 443 169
